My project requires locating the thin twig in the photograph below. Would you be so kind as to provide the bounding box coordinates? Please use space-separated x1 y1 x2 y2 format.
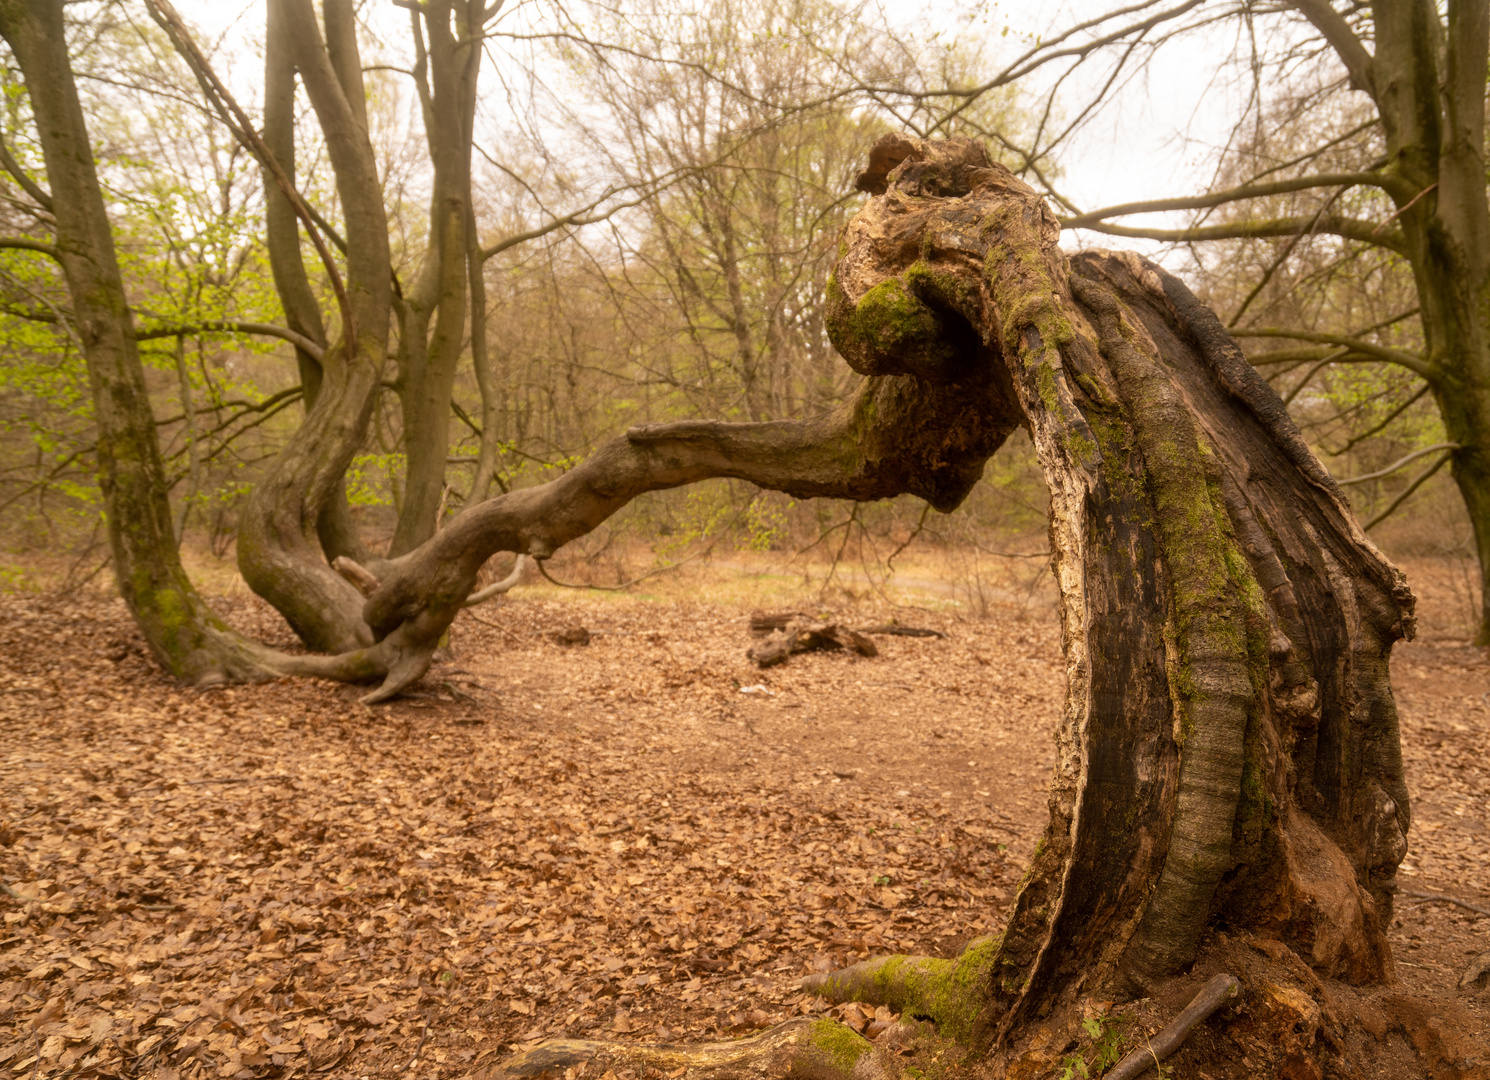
1372 182 1437 235
463 608 525 643
394 1021 430 1074
1396 887 1490 917
886 502 931 572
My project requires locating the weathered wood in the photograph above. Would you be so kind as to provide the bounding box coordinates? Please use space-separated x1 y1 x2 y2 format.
747 620 878 667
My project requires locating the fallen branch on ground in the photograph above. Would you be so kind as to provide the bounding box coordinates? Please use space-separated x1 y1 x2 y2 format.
482 1016 900 1080
1106 973 1240 1080
1397 887 1490 917
750 611 944 638
748 619 878 667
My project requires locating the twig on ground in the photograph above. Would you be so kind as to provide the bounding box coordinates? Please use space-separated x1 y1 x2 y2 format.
463 608 525 643
395 1021 430 1074
1106 973 1239 1080
1397 887 1490 917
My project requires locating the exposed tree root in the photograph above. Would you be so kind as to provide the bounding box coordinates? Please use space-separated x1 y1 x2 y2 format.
483 1017 901 1080
800 937 1001 1046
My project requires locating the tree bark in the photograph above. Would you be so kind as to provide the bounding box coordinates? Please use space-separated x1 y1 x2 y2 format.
428 135 1413 1074
387 0 484 556
0 0 274 683
262 0 367 566
233 0 394 653
1366 0 1490 644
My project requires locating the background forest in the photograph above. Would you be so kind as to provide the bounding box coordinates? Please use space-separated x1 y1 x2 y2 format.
0 0 1479 640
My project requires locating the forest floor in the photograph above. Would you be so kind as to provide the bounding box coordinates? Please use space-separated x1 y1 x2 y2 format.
0 551 1486 1079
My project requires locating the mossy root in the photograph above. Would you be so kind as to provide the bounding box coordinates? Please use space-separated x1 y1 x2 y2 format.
800 936 1000 1047
481 1016 901 1080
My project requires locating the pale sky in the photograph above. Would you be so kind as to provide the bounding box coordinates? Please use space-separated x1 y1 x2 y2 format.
176 0 1255 265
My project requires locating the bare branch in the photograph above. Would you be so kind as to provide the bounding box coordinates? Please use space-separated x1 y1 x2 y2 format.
463 554 526 606
1363 451 1454 529
1338 442 1460 486
1230 327 1427 374
134 320 326 361
1289 0 1376 94
0 236 61 262
1071 213 1408 256
0 128 51 210
1060 173 1392 228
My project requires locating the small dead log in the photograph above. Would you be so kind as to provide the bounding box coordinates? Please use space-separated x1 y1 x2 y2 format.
749 610 811 634
748 620 878 667
482 1017 901 1080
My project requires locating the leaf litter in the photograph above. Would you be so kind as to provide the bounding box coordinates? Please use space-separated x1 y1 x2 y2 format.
0 560 1484 1078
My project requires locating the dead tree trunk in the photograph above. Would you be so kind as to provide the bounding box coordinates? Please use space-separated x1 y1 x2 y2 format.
376 136 1407 1076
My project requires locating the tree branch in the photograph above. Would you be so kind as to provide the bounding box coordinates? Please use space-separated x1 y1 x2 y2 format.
1072 213 1408 256
134 320 325 360
0 128 51 211
1060 171 1393 227
1338 442 1460 486
1289 0 1376 94
0 236 61 262
1230 327 1428 375
143 0 356 364
1363 450 1453 529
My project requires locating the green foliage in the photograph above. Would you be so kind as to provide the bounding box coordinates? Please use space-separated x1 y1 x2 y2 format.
743 493 793 551
345 453 407 509
1056 1013 1127 1079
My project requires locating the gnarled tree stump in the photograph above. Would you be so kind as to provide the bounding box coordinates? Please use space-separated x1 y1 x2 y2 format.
444 135 1412 1077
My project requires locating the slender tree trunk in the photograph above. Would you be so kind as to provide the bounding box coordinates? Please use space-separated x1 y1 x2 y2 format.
1352 0 1490 640
0 0 272 682
388 0 481 556
234 0 393 652
261 0 367 566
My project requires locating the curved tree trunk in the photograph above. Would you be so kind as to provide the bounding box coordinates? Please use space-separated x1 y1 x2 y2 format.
360 136 1409 1075
261 0 368 568
232 0 393 654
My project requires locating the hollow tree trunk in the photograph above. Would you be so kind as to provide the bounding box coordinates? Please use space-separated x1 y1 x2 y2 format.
371 136 1411 1076
802 137 1410 1068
